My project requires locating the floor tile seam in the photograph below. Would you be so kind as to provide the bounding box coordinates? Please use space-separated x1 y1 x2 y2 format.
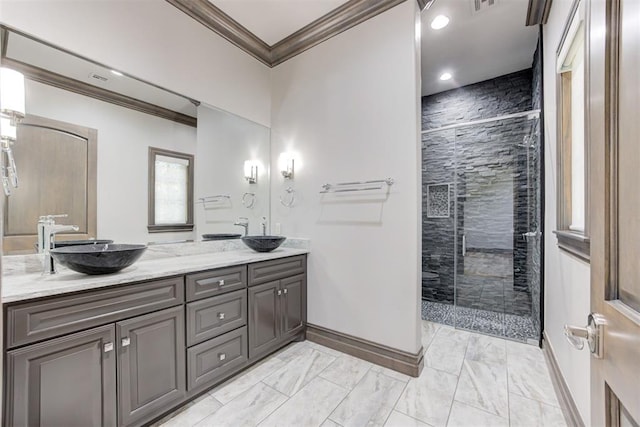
444 329 473 426
323 364 380 425
451 397 510 422
315 371 355 393
382 379 410 426
252 381 292 426
392 407 437 427
507 388 562 409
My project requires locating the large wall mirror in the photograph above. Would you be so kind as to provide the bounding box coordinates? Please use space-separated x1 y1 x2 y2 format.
0 25 271 255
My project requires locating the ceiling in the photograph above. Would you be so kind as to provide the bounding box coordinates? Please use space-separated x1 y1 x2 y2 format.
209 0 350 46
421 0 539 96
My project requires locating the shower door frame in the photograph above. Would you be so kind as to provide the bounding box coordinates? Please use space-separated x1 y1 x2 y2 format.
422 108 545 343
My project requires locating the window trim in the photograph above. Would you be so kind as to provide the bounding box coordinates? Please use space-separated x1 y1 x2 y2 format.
554 0 590 261
148 146 194 233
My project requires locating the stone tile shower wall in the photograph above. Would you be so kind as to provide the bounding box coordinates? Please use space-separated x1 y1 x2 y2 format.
421 69 540 324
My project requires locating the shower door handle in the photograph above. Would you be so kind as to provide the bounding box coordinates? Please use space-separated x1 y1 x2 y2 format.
462 235 466 257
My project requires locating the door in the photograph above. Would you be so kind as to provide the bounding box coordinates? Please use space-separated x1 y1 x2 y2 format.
4 115 97 254
588 0 640 425
452 115 541 341
5 325 116 426
248 281 280 359
281 274 306 337
117 306 185 427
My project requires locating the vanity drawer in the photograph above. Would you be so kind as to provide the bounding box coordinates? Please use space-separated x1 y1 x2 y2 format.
6 276 184 348
186 266 247 301
187 326 248 392
186 289 247 346
248 255 306 286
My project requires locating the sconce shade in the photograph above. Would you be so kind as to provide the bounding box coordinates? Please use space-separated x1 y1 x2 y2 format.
0 68 26 120
0 117 17 141
244 160 258 184
279 153 294 179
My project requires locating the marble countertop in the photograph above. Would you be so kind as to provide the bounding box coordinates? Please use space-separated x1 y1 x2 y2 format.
2 247 309 304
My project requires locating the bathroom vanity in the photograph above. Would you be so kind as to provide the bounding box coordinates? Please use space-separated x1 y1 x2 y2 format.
2 248 307 427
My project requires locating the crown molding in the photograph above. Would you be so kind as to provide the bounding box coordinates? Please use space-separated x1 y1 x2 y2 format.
166 0 419 68
166 0 272 66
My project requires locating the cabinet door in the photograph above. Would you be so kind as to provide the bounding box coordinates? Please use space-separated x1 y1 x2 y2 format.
6 324 116 427
248 281 280 359
117 306 185 426
281 274 306 338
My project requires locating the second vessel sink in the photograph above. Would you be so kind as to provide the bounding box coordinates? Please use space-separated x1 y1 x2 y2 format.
241 235 286 253
50 243 147 275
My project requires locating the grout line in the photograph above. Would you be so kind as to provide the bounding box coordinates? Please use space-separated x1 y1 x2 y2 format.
444 330 472 426
382 379 410 427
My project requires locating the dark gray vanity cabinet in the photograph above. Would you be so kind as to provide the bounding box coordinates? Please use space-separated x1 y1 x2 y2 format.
5 324 117 427
117 306 186 427
4 255 307 427
248 256 307 359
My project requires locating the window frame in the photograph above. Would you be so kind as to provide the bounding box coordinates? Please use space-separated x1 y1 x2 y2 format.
553 0 591 261
147 146 194 233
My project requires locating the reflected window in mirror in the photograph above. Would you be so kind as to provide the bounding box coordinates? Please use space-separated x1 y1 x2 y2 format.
148 147 194 233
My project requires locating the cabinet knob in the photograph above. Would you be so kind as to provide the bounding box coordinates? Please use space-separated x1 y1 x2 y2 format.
277 290 282 296
218 279 225 286
219 353 226 361
218 312 225 320
283 288 288 294
121 337 131 347
104 342 114 353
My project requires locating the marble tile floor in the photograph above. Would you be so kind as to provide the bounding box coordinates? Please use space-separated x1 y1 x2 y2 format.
421 300 538 343
154 322 565 427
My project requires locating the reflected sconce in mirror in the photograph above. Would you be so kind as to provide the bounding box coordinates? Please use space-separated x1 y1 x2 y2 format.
279 153 294 180
0 67 26 196
244 160 258 184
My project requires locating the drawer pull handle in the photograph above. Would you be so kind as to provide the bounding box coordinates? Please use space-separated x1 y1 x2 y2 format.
283 288 288 294
104 342 114 353
219 279 225 286
219 353 226 361
121 337 131 347
218 312 225 320
277 290 282 296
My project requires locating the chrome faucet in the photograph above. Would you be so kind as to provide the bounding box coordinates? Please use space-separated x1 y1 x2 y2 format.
234 217 249 236
37 214 79 274
261 216 267 236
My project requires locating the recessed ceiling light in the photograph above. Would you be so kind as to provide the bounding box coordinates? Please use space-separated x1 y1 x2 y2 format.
439 72 452 81
430 15 450 30
110 70 123 77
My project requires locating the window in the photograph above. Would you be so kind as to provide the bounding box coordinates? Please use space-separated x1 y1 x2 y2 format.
554 0 590 260
148 147 194 233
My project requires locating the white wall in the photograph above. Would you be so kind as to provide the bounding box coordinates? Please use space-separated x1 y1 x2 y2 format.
269 1 422 354
195 105 270 237
25 80 197 244
0 0 271 127
543 1 591 424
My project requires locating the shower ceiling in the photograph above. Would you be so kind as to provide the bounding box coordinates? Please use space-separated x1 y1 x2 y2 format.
421 0 539 96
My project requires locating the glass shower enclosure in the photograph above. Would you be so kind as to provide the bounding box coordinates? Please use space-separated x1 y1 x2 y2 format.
421 112 542 343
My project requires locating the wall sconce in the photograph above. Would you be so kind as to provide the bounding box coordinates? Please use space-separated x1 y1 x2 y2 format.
1 68 26 125
279 154 294 180
244 160 258 184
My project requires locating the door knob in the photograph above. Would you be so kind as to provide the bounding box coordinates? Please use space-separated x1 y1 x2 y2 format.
218 312 225 320
564 313 606 358
103 342 114 353
121 337 131 347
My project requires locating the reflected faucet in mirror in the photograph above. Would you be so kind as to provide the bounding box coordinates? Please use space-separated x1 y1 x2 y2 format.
261 216 267 236
37 214 79 274
234 217 249 236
